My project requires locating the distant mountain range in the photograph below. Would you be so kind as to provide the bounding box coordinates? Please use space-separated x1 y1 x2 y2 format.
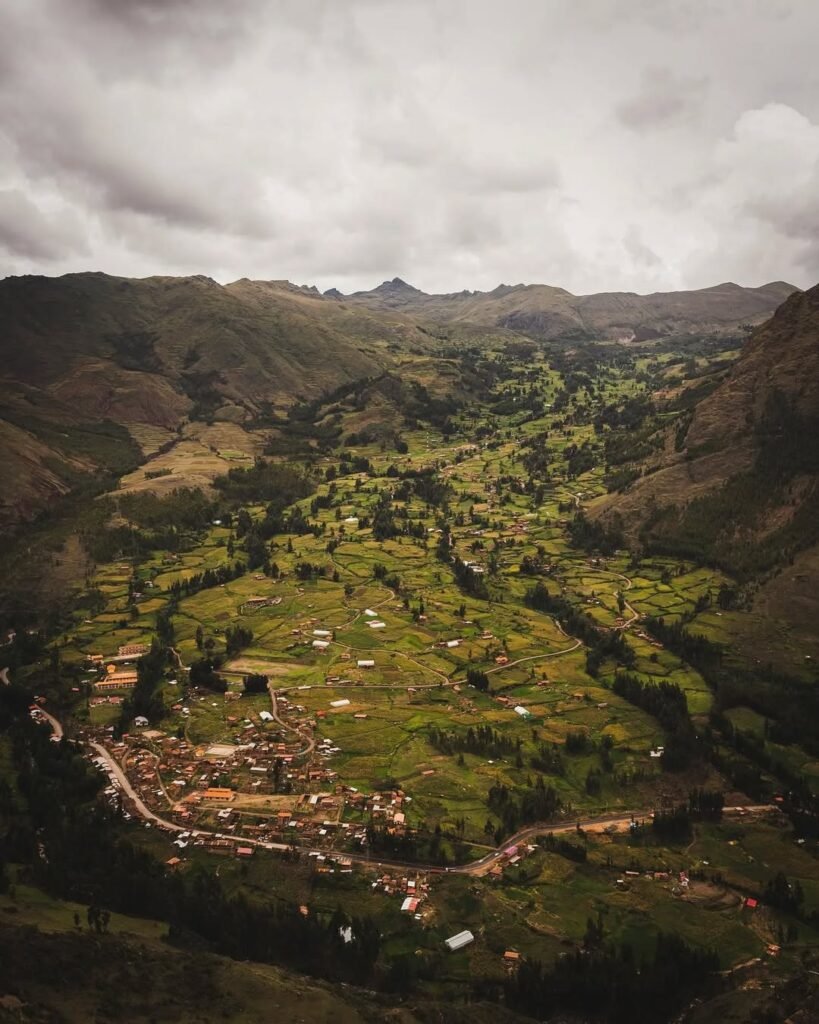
0 271 798 527
335 276 797 341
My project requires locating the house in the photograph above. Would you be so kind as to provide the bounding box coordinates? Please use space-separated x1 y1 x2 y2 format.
259 710 274 722
134 715 149 728
118 643 149 658
95 672 138 691
445 930 474 952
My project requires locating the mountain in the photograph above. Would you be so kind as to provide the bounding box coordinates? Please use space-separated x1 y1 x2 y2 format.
0 272 436 527
0 271 796 529
339 278 797 341
593 282 819 670
0 272 432 414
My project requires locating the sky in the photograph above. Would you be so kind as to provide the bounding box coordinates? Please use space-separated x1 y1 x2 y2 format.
1 0 818 295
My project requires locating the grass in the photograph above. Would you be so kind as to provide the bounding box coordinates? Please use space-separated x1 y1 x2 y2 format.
22 345 819 1015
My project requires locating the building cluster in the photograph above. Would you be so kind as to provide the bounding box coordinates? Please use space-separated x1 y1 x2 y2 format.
485 842 537 880
372 871 430 918
86 643 151 692
348 787 410 833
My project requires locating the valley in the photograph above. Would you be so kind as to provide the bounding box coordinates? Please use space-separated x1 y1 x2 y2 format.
3 284 819 1022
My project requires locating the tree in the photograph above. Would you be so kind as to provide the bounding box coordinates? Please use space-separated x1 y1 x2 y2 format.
189 658 227 692
244 673 269 695
466 668 490 692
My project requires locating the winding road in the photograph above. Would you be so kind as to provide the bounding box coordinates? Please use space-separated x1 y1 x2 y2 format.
267 683 316 757
44 710 772 878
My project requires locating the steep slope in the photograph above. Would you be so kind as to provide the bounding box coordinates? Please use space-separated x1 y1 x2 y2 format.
680 284 819 449
0 921 530 1024
0 272 429 409
596 282 819 524
593 283 819 668
0 272 436 525
338 278 796 341
0 271 798 528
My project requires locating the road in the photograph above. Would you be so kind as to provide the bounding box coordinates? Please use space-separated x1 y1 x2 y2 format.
89 740 187 832
85 735 652 869
485 635 583 676
169 647 189 673
268 683 316 757
45 714 772 877
584 565 641 630
39 707 64 740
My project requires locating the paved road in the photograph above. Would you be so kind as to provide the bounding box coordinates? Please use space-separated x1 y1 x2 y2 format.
38 701 774 878
68 720 774 876
88 735 650 869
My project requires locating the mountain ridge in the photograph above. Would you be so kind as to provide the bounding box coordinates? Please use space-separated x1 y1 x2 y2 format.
334 276 798 340
0 270 798 528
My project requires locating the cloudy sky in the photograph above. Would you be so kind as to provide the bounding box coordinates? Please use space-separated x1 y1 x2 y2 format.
1 0 817 294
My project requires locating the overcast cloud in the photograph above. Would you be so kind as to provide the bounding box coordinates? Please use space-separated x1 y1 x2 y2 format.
0 0 817 294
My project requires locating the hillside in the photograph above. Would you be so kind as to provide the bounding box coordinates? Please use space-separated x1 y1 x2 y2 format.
339 278 797 341
593 282 819 668
0 271 795 528
0 273 439 528
0 918 529 1024
0 272 432 412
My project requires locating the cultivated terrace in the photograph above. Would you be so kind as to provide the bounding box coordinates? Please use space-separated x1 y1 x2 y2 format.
4 338 819 1022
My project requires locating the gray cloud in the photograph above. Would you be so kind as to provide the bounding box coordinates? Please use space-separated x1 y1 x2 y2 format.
623 226 662 269
616 67 707 129
0 0 817 293
0 189 87 261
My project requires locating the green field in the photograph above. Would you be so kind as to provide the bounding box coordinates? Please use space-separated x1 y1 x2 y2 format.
11 341 818 1017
